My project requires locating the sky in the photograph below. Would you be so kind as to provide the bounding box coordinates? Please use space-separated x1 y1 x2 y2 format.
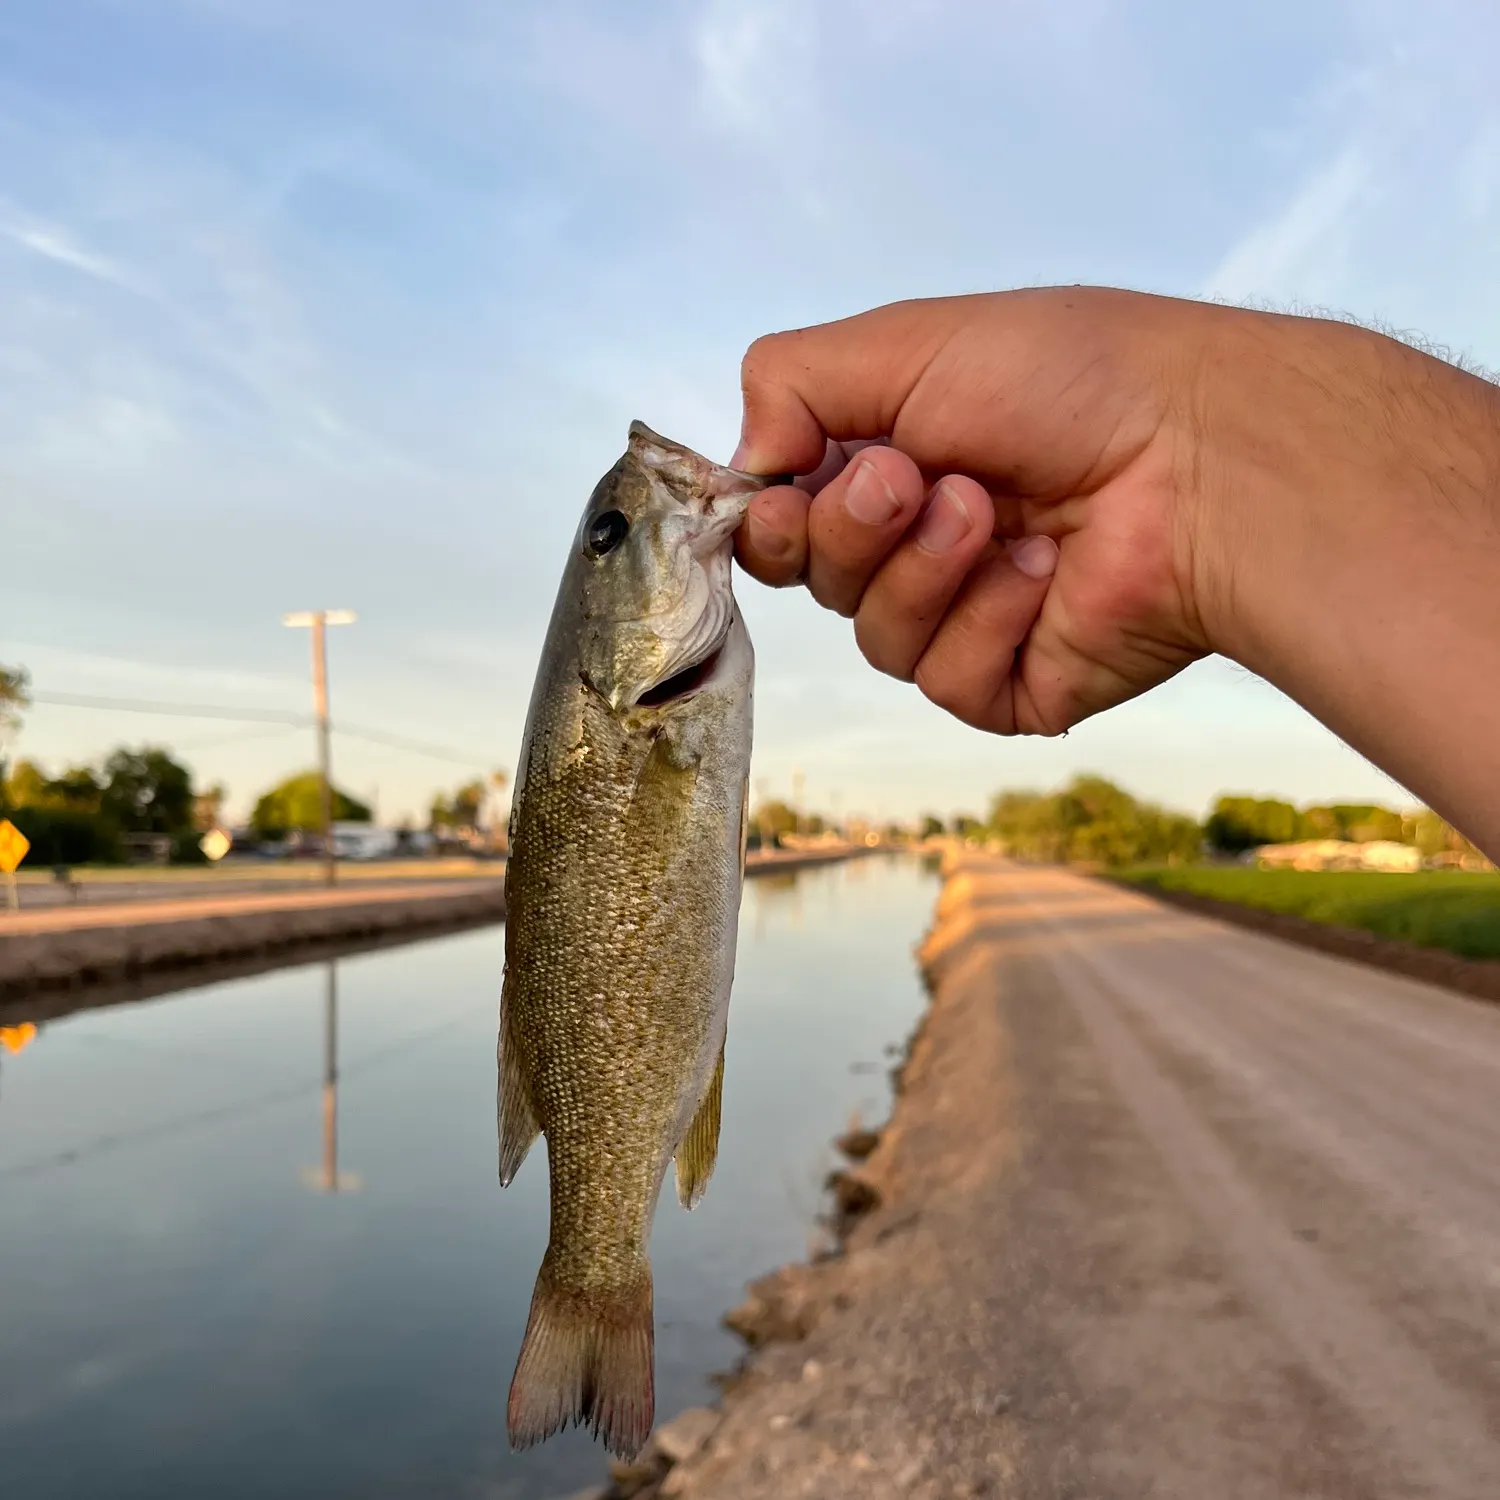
2 0 1497 826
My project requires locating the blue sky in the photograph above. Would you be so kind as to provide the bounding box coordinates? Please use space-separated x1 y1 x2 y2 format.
2 0 1497 825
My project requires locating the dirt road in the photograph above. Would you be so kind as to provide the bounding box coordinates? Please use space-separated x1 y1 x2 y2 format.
656 857 1500 1499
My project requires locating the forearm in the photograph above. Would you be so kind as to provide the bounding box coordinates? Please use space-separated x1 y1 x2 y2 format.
1195 315 1500 857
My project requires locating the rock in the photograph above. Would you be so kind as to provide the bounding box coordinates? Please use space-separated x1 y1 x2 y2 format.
836 1126 882 1160
652 1406 720 1466
826 1169 883 1220
723 1267 820 1347
659 1467 694 1497
607 1453 666 1497
968 1387 1012 1418
806 1222 843 1262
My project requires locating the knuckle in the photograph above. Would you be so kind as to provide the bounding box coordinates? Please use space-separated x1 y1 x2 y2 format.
807 572 856 618
853 615 917 683
1012 679 1077 739
913 657 980 720
740 330 792 389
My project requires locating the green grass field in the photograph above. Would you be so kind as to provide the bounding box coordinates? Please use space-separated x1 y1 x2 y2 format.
1118 867 1500 961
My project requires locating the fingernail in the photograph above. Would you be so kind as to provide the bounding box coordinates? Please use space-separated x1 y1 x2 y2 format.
1009 534 1059 580
914 484 972 555
745 510 794 562
730 441 751 470
844 459 900 526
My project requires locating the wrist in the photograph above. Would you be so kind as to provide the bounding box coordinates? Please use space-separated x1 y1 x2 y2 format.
1184 309 1500 845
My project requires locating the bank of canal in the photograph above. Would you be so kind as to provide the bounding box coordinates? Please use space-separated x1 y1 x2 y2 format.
0 853 934 1500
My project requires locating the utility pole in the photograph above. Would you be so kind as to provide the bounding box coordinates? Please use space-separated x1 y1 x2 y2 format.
322 959 339 1191
301 961 361 1195
283 610 356 888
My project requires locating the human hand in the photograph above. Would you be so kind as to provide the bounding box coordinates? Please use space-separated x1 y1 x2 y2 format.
730 287 1500 859
731 289 1213 737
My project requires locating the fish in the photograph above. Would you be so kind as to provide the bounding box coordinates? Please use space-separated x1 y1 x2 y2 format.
498 421 771 1460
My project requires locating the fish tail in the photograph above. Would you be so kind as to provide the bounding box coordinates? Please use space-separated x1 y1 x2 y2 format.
507 1251 655 1460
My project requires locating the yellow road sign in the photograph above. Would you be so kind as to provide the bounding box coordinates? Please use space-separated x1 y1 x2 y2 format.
1 1022 37 1055
0 819 29 874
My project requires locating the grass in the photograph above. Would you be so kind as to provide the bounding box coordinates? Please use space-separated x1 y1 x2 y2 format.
1117 866 1500 961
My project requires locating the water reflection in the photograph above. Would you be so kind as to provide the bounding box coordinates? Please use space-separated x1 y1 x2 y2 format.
0 855 934 1500
302 963 361 1196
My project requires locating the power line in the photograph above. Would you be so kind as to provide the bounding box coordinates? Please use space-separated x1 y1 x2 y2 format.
334 722 494 769
174 724 307 753
30 691 495 768
31 691 308 726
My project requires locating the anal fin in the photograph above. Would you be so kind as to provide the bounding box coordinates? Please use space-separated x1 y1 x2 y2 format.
498 992 540 1186
674 1044 725 1210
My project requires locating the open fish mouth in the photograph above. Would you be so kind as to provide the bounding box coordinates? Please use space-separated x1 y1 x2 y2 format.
636 639 727 708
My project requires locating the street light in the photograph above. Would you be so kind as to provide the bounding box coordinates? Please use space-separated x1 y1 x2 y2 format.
283 610 356 888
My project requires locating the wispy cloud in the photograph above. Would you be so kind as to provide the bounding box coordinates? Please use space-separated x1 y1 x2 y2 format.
694 0 813 134
0 200 139 291
1202 144 1373 301
1456 116 1500 223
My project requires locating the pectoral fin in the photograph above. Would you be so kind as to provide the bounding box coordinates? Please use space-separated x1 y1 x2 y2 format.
498 993 540 1186
674 1044 725 1210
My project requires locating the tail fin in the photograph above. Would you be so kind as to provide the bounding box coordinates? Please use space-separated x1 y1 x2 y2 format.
507 1252 655 1460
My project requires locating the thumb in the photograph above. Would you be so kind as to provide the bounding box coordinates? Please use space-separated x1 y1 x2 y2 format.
734 298 970 476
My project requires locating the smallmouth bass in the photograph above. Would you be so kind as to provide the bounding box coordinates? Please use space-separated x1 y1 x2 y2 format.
499 422 771 1458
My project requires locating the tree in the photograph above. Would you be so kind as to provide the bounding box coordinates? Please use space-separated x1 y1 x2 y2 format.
0 663 30 805
754 799 798 844
431 778 487 834
1406 808 1491 863
918 814 945 839
430 770 508 839
0 662 28 739
1205 796 1302 853
194 782 228 832
48 766 105 814
100 748 196 835
1324 804 1403 842
251 772 372 839
7 805 120 865
4 758 52 810
4 759 105 815
987 775 1201 868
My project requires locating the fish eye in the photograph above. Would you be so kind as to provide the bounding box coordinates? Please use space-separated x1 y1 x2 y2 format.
586 509 630 558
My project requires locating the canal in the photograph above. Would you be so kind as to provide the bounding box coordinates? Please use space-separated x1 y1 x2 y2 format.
0 854 936 1500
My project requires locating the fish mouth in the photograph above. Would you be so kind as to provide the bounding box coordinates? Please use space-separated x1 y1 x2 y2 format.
635 639 726 709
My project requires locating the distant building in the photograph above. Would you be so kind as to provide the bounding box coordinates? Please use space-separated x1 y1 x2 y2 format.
1254 838 1421 872
119 832 173 866
1358 840 1424 873
331 822 400 860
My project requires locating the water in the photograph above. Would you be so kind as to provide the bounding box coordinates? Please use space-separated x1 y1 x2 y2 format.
0 855 935 1500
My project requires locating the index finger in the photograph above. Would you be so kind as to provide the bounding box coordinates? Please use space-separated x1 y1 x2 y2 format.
734 300 971 475
732 439 889 587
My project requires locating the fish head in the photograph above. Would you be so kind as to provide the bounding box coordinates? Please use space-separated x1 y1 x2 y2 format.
573 420 768 714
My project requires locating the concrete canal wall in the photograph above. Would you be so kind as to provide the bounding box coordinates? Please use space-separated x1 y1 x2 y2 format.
0 879 508 998
0 846 867 1000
